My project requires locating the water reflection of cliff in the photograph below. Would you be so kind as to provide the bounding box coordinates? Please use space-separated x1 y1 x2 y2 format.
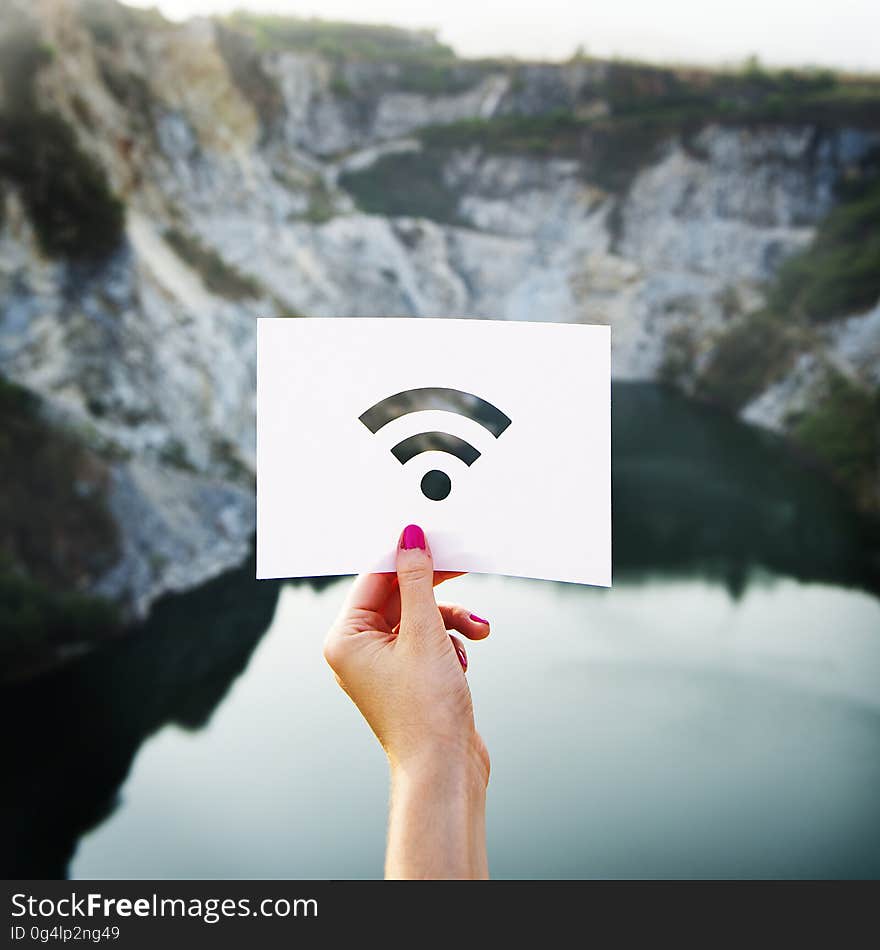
0 553 286 877
613 384 879 597
1 383 877 877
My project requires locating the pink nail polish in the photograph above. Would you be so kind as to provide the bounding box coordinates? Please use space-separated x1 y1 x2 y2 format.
400 524 426 550
455 644 468 671
469 614 489 625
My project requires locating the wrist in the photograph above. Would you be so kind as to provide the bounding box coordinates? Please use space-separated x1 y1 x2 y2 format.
389 737 489 796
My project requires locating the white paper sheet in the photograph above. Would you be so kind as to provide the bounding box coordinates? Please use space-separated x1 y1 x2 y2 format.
257 318 610 586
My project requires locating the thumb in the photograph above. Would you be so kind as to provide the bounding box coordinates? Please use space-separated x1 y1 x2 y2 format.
396 524 442 643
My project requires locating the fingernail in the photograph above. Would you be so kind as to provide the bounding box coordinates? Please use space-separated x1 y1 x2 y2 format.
400 524 426 550
469 613 489 626
455 644 468 672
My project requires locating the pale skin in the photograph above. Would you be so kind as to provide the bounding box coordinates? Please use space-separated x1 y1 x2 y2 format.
323 524 490 879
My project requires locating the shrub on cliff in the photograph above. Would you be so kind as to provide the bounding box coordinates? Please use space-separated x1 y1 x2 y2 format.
0 19 124 261
339 149 463 223
696 311 801 412
770 174 880 324
696 163 880 511
792 373 880 511
0 376 119 593
0 565 120 679
0 110 125 260
0 376 122 675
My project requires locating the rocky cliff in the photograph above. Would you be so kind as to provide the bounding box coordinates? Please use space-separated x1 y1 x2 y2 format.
1 0 878 618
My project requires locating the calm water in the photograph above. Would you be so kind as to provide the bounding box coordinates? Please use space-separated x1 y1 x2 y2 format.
2 384 879 878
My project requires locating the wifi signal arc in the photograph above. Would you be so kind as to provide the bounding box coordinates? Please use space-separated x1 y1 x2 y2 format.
390 431 481 466
358 387 511 437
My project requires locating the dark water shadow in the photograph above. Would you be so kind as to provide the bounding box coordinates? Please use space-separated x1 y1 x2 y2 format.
0 552 339 877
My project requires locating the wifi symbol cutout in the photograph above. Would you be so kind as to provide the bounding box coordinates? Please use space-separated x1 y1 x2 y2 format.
359 387 512 501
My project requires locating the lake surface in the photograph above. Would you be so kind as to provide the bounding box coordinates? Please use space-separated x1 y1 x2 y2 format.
3 384 879 878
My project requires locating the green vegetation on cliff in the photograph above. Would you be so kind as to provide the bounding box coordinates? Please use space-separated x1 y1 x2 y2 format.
0 110 125 260
423 74 880 177
696 312 802 412
224 12 456 64
0 377 119 591
696 163 880 510
223 12 492 96
341 58 880 219
791 373 879 510
0 565 120 678
698 167 880 414
0 18 124 260
340 107 696 217
339 149 463 223
0 377 121 675
769 174 880 324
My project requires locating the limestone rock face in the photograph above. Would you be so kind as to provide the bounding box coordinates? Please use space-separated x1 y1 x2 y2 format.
1 2 877 613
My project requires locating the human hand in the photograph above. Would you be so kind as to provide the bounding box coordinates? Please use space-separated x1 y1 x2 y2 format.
323 524 491 878
323 523 490 779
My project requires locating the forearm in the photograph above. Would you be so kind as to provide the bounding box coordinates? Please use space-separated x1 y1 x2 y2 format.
385 751 489 880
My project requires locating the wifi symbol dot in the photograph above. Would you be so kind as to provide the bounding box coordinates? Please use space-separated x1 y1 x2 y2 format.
359 387 512 501
420 469 452 501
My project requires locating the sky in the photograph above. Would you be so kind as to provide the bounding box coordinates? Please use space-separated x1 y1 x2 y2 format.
125 0 880 72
